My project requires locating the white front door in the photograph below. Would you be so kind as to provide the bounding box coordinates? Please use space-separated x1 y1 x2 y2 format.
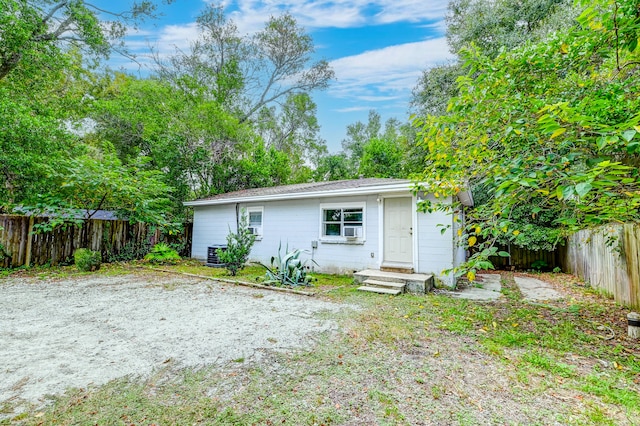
383 197 413 265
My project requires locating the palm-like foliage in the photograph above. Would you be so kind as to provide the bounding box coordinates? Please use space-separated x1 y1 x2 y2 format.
257 242 317 287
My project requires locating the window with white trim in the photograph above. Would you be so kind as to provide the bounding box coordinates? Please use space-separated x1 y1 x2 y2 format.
247 207 263 238
321 205 364 239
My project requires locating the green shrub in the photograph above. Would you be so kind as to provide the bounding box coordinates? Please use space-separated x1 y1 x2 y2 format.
105 238 152 262
218 213 256 276
74 248 102 272
531 259 548 271
0 226 8 260
145 243 181 264
257 242 317 287
0 242 9 260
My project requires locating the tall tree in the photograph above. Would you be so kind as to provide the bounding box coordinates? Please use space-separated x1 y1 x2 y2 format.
0 0 171 80
155 5 334 123
339 111 418 178
446 0 573 58
312 153 354 181
255 92 326 179
410 0 578 118
341 110 382 167
414 0 640 278
153 4 245 107
90 72 298 216
0 49 87 209
154 4 333 183
358 138 403 178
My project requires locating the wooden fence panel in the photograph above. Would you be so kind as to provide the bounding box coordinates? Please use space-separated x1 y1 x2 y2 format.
563 224 640 309
0 215 29 268
0 215 193 269
489 245 561 270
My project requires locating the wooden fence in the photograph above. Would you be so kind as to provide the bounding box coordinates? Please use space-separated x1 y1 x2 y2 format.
0 215 192 268
489 244 562 271
562 224 640 309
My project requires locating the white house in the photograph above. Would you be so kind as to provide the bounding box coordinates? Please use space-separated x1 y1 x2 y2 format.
184 178 473 287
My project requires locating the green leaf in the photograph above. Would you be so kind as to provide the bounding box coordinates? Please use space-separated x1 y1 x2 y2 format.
575 182 592 198
497 251 510 257
622 129 637 142
550 127 566 139
627 141 640 153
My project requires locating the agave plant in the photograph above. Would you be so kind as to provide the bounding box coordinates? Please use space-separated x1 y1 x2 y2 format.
257 242 318 287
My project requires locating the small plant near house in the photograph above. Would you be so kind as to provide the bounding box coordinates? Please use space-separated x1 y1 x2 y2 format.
218 213 256 276
145 243 181 265
257 242 317 287
74 248 102 272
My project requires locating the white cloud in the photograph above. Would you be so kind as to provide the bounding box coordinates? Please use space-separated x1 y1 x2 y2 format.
329 37 453 101
154 23 200 53
373 0 449 25
334 106 374 113
222 0 449 31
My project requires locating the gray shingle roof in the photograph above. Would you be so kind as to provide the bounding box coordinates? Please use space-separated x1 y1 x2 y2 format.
192 178 412 202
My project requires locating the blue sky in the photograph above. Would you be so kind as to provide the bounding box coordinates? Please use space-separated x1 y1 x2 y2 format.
104 0 454 152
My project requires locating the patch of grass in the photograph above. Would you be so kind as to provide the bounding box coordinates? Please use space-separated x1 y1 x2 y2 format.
430 384 446 400
0 262 134 281
580 404 618 426
521 350 577 378
150 261 356 292
579 372 640 411
428 295 495 334
368 389 405 422
6 269 640 425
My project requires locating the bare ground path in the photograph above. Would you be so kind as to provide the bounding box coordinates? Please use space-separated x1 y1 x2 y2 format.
0 272 345 413
1 269 638 425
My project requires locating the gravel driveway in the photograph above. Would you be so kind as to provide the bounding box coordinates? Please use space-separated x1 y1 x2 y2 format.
0 272 344 409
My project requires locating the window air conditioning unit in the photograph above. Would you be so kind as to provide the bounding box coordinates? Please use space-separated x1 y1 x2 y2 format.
343 226 360 238
248 226 259 235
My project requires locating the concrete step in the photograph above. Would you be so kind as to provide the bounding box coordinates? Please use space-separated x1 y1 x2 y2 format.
357 286 402 295
363 279 405 289
354 269 434 294
380 264 414 274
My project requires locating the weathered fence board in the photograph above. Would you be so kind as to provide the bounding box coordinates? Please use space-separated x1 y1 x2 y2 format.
490 245 561 270
0 215 193 268
563 224 640 309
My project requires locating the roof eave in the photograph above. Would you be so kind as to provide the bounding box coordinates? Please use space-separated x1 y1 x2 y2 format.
183 182 416 207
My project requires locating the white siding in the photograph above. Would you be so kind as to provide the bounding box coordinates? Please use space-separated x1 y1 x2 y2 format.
243 195 380 274
191 192 461 279
191 204 238 260
415 195 456 287
453 208 467 270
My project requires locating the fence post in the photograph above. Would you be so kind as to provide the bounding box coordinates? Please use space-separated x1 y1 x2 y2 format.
628 312 640 339
25 216 34 267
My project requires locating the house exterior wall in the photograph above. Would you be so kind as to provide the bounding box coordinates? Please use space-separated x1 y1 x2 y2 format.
191 195 382 274
414 195 456 287
453 208 467 272
190 192 458 279
246 195 380 274
191 203 238 260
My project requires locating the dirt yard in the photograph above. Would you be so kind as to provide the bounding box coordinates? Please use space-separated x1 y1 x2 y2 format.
2 269 638 424
0 272 345 412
